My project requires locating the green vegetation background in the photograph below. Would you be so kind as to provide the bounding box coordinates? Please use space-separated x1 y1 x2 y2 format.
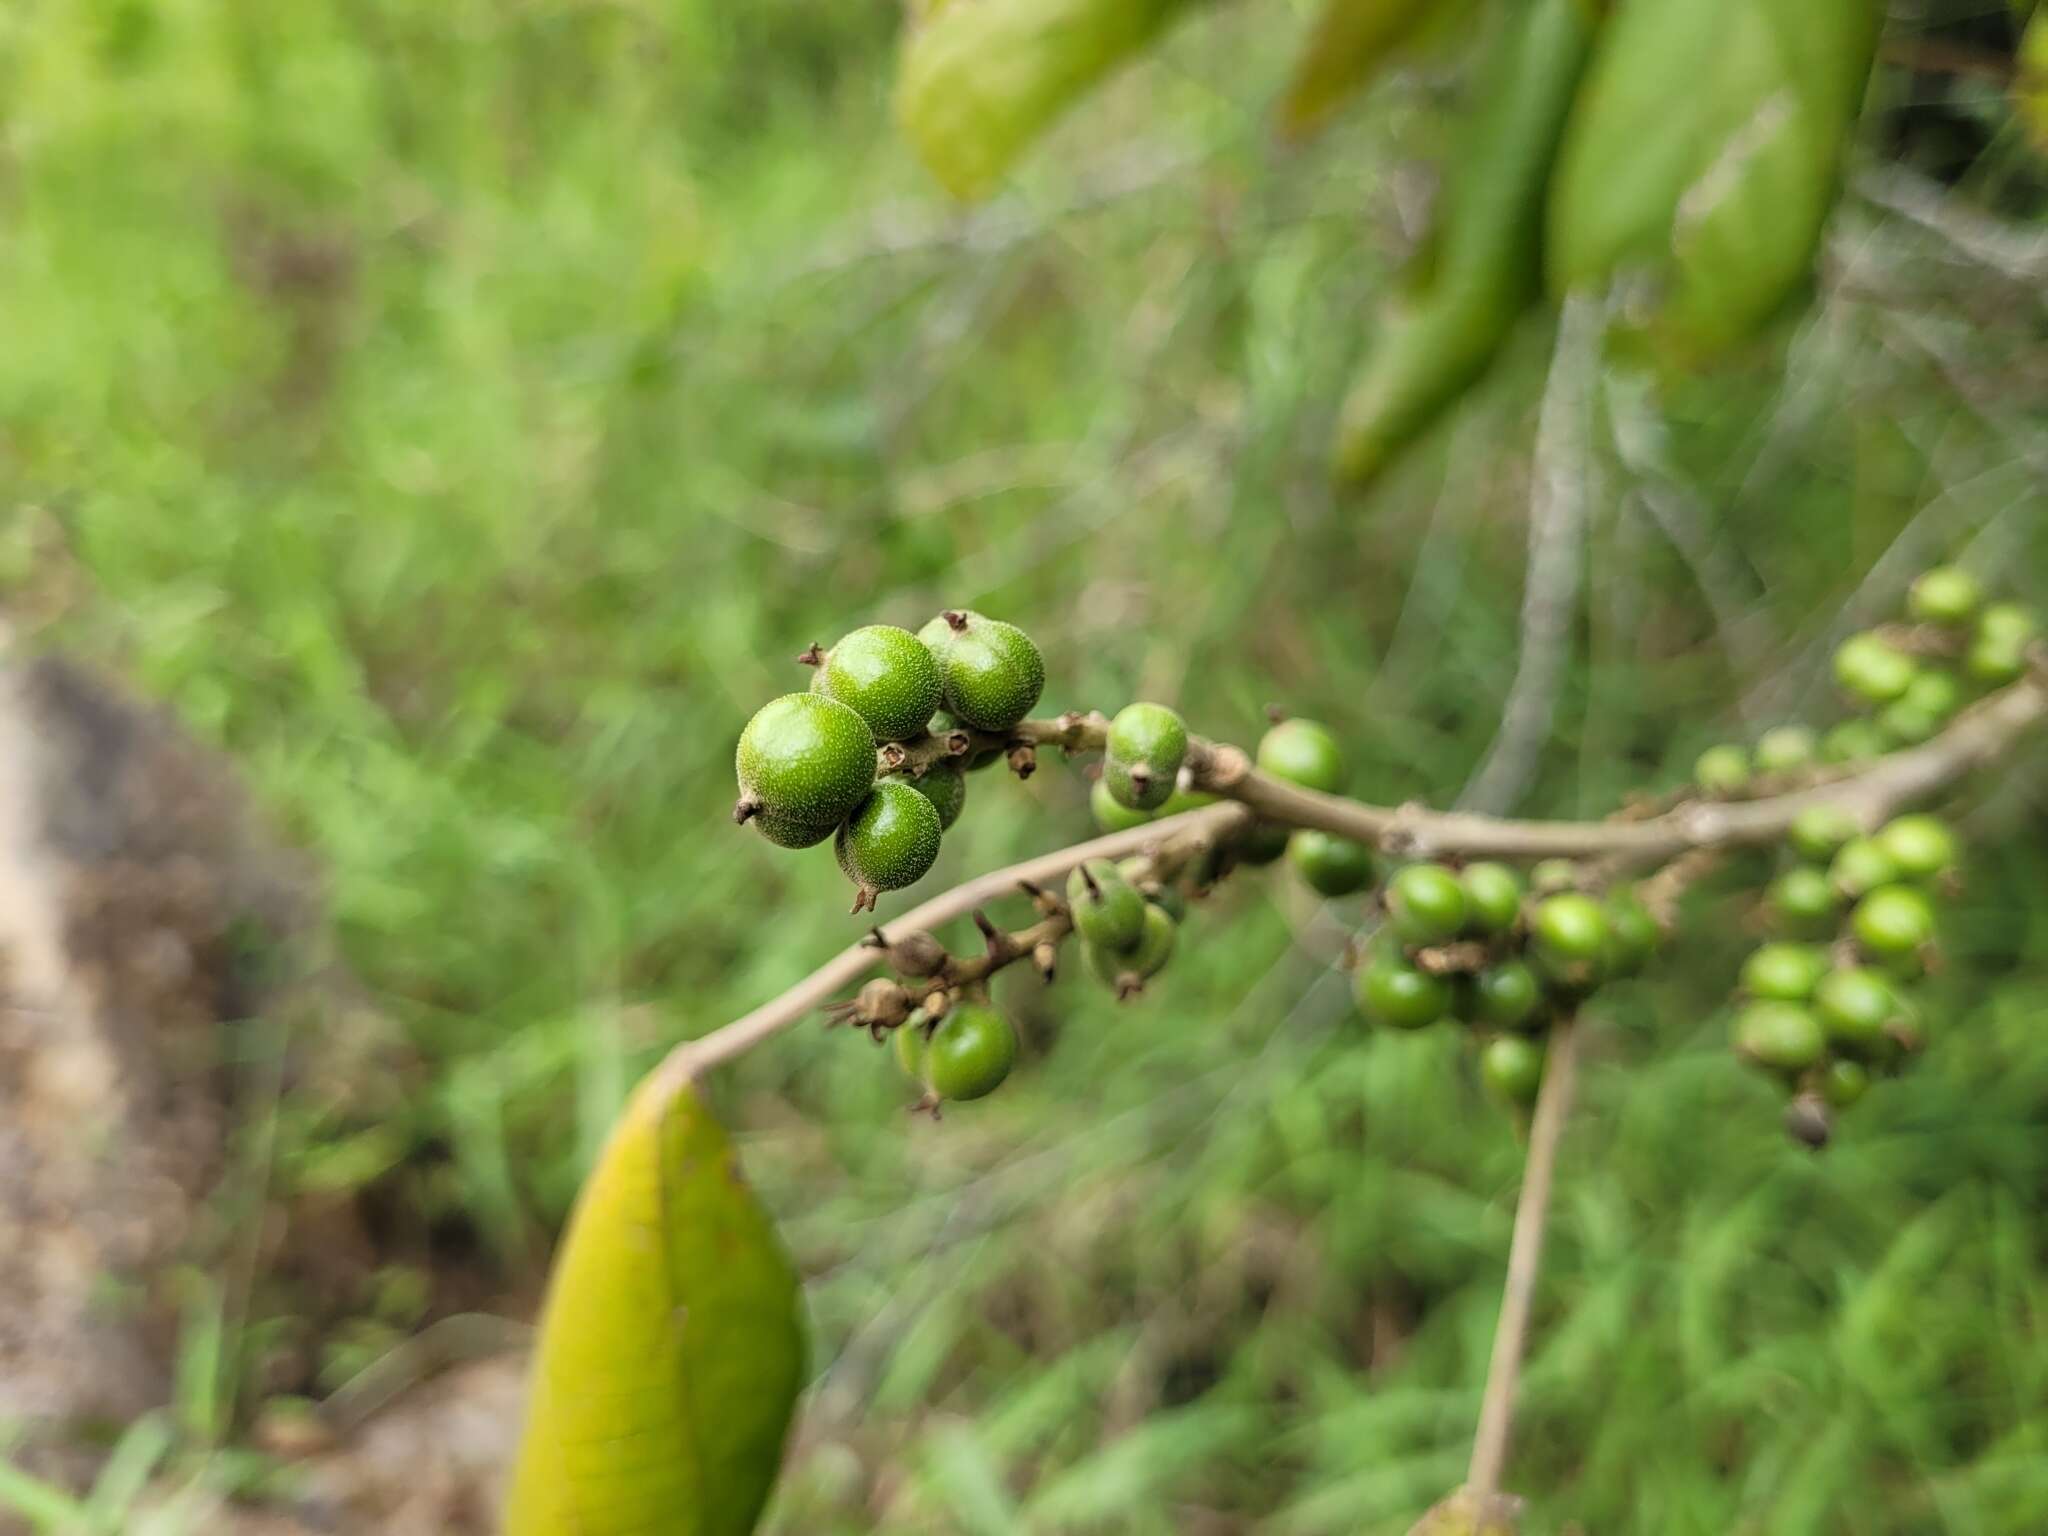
3 2 2045 1531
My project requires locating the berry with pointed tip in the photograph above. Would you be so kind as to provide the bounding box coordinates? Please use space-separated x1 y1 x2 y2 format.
818 625 945 743
918 611 1045 732
1481 1034 1546 1108
1766 865 1841 939
1472 959 1543 1031
1288 831 1375 897
1604 892 1660 977
1820 720 1888 764
1741 943 1828 1002
1752 726 1818 775
1695 744 1751 795
1787 803 1861 864
735 693 877 832
1876 814 1957 882
1066 859 1145 951
1830 837 1899 900
1529 893 1611 992
1254 718 1346 793
1907 566 1983 626
1852 884 1936 958
923 1003 1017 1101
1455 862 1523 937
1822 1058 1870 1109
1833 633 1917 705
1530 859 1580 894
1734 1001 1825 1078
1085 903 1176 997
1103 703 1188 812
911 760 968 831
836 782 944 905
1090 777 1156 833
1385 863 1468 948
1812 967 1896 1056
1354 946 1451 1030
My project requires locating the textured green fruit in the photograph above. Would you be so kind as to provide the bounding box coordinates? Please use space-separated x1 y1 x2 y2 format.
1255 718 1346 793
1460 861 1525 936
1822 1058 1870 1109
1733 1001 1825 1077
1741 942 1828 1002
736 693 877 828
911 760 968 831
1354 949 1451 1030
836 782 944 898
1787 803 1860 864
751 809 839 850
818 625 944 743
924 1004 1017 1101
1604 893 1660 977
1090 777 1156 833
1529 893 1610 991
1694 743 1751 794
1834 633 1917 705
1472 959 1543 1031
1852 884 1936 958
918 611 1045 732
1907 566 1983 626
1766 864 1840 939
1481 1033 1546 1107
1066 858 1146 951
1288 831 1376 897
1103 702 1188 812
1820 720 1888 764
1829 837 1899 900
1812 967 1895 1056
1752 725 1817 775
1876 814 1957 882
1086 903 1176 995
1385 862 1468 947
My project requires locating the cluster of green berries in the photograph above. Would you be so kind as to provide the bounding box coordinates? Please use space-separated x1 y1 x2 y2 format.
1732 805 1957 1146
1067 857 1183 999
1690 567 2036 793
734 611 1044 910
1353 858 1660 1114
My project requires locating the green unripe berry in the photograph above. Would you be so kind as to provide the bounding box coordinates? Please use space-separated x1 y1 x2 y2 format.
818 625 944 743
911 760 968 831
1752 726 1818 775
1604 893 1661 977
1530 859 1580 894
1907 566 1983 626
752 809 840 850
1875 814 1957 882
1740 943 1828 1002
1765 865 1841 939
1529 893 1611 992
894 1015 929 1081
1385 863 1468 948
835 781 943 902
1820 720 1889 765
1255 718 1346 793
1812 967 1896 1056
1066 859 1146 951
1822 1058 1870 1109
1733 1001 1825 1078
1459 862 1525 937
1232 821 1292 866
736 693 877 831
1787 803 1861 864
1354 949 1451 1030
1085 903 1176 997
1103 703 1188 812
1480 1034 1546 1108
1090 777 1155 833
1833 633 1917 705
1901 669 1961 722
1976 602 2038 648
1694 744 1751 795
918 611 1045 733
1472 959 1543 1031
923 1004 1017 1101
1830 837 1899 900
1877 699 1943 747
1852 884 1936 958
1287 831 1376 897
1964 636 2029 688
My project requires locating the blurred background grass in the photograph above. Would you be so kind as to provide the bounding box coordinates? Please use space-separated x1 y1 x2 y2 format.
3 0 2047 1531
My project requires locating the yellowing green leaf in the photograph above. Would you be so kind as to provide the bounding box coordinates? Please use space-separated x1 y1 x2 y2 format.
894 0 1205 201
1274 0 1435 143
503 1074 805 1536
2020 11 2048 159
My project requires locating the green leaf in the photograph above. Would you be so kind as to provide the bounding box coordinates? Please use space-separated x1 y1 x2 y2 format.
1274 0 1437 143
894 0 1207 201
503 1074 806 1536
2021 10 2048 160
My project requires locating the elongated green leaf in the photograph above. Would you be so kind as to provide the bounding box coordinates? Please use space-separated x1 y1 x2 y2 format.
895 0 1207 201
503 1074 805 1536
1274 0 1436 143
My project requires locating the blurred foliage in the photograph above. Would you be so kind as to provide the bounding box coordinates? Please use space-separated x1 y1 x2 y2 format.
0 0 2045 1531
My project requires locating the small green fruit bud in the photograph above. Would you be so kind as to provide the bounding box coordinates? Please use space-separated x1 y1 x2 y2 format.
1733 1001 1825 1077
1384 863 1468 948
1604 892 1661 977
1287 831 1375 898
1787 804 1860 864
1480 1034 1545 1108
1819 720 1889 764
918 611 1044 732
1103 703 1188 812
1471 959 1543 1031
1254 717 1346 793
1829 837 1899 900
1740 942 1829 1003
1085 903 1176 997
1065 858 1146 951
1459 862 1525 937
1821 1058 1869 1109
1529 859 1580 894
1694 743 1751 794
1765 865 1841 939
1833 633 1917 705
1752 725 1817 775
1875 814 1957 882
836 782 944 909
1528 893 1611 993
1812 967 1897 1057
1906 566 1984 626
1851 884 1936 958
1354 946 1451 1030
924 1003 1017 1101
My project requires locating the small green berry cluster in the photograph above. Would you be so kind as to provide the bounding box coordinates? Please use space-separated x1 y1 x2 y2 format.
1068 857 1183 999
1352 858 1660 1115
1733 805 1956 1146
734 611 1045 911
